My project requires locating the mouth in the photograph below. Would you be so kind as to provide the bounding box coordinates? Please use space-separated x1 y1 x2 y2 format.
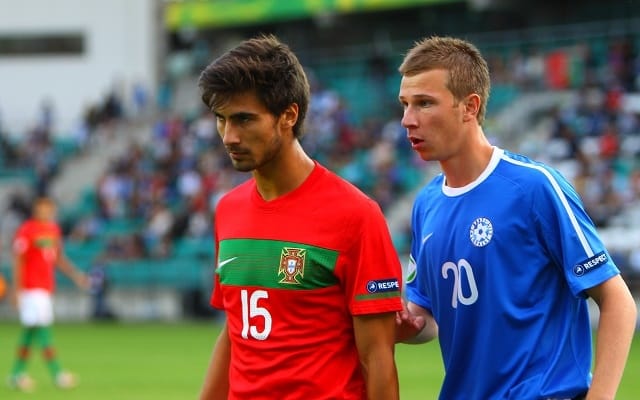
408 136 424 148
227 151 250 162
227 147 248 156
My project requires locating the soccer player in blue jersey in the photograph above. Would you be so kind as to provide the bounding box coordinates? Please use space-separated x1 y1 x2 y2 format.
395 36 637 400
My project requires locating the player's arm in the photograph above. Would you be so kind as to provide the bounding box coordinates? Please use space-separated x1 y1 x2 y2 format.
584 275 637 400
56 246 89 290
200 322 231 400
395 300 438 344
10 243 25 307
353 312 399 400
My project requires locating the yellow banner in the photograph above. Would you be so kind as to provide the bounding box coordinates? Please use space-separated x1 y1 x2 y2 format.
165 0 460 30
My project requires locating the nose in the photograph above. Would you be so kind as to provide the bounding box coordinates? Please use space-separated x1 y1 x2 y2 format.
401 107 417 128
219 122 240 146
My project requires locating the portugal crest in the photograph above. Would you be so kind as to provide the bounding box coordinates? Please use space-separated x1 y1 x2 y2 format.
278 248 306 284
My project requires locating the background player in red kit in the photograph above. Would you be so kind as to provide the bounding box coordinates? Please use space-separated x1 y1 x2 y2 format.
197 34 403 400
7 197 88 392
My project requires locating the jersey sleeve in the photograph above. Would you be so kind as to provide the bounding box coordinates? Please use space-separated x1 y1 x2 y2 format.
53 224 63 252
534 168 620 297
342 199 403 316
210 271 223 309
13 224 29 255
405 193 433 311
210 219 224 310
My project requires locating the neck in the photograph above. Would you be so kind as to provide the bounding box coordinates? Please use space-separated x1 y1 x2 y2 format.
441 128 494 188
253 140 315 201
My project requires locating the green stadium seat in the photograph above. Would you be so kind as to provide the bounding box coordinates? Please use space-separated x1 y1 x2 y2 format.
64 239 104 266
101 217 144 237
173 237 214 261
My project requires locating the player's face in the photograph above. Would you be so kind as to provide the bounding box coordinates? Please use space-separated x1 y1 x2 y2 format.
398 69 467 162
213 92 285 172
34 201 57 222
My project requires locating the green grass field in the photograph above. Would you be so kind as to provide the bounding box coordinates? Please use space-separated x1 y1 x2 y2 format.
0 322 638 399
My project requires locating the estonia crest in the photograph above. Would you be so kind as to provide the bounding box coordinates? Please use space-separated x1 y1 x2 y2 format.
469 217 493 247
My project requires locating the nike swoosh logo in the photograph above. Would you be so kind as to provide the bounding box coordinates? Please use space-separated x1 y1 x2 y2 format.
421 233 433 244
217 257 238 270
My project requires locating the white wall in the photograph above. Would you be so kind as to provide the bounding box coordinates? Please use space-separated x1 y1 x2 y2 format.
0 0 159 137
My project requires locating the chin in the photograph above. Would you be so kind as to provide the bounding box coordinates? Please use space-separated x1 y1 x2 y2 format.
232 164 255 173
227 159 251 172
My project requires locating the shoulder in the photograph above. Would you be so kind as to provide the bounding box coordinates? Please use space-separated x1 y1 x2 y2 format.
50 222 62 236
491 150 576 200
14 220 34 237
496 150 582 212
413 174 445 211
216 178 254 208
318 165 381 212
497 150 568 185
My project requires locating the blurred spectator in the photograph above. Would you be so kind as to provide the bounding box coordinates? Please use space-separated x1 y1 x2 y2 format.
0 191 31 262
88 259 116 320
103 232 148 261
143 201 175 258
0 131 20 167
38 98 55 132
7 29 636 296
599 121 621 161
68 215 102 242
190 109 217 147
131 80 150 121
581 167 624 227
97 163 126 219
156 78 174 112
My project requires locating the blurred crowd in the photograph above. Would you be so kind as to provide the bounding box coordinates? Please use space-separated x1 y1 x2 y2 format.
483 36 640 226
486 35 640 282
1 32 640 289
68 76 423 261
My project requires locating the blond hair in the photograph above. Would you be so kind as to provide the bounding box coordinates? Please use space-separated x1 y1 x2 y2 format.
399 36 490 124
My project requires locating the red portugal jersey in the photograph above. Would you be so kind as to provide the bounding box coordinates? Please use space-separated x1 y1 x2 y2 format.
211 162 403 400
13 219 61 292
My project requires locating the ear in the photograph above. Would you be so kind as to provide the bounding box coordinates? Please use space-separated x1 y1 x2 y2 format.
462 94 481 122
280 103 299 130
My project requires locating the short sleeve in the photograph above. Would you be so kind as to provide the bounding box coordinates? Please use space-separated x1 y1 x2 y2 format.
534 168 620 297
341 200 403 315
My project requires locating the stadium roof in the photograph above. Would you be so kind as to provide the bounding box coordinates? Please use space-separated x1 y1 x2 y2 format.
164 0 462 31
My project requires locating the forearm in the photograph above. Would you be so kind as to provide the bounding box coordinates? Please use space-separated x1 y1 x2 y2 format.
57 255 79 276
200 324 231 400
57 255 85 285
355 313 400 400
588 284 637 400
11 256 23 303
362 350 399 400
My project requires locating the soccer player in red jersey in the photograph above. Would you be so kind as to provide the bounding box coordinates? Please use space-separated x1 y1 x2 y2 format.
197 34 403 400
7 197 88 391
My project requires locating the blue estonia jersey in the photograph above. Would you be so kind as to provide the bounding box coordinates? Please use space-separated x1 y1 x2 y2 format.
405 148 620 400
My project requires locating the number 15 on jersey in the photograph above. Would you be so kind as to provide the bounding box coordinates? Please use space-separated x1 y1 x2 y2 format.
240 289 272 340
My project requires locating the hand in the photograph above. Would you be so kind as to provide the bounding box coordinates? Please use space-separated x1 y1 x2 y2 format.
74 273 91 291
395 299 426 343
10 289 19 310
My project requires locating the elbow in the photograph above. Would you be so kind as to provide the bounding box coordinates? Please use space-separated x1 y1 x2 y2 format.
406 320 438 344
418 323 439 343
627 295 638 325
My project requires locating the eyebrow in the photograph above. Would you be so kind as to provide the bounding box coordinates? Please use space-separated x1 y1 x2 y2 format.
213 111 256 119
398 93 436 102
410 94 435 100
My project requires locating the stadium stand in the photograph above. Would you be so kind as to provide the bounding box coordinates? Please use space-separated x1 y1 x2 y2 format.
1 1 639 320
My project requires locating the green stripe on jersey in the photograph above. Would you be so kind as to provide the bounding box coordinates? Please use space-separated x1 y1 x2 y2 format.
217 238 339 290
355 292 400 301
